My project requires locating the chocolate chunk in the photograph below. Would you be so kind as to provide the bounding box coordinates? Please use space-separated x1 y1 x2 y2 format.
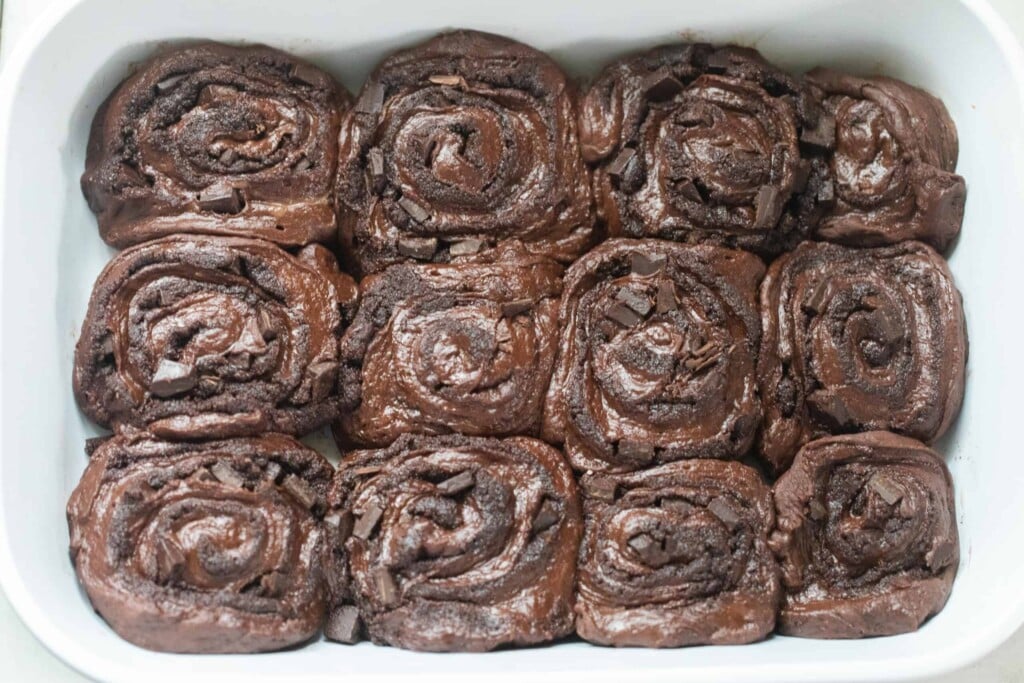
607 147 636 179
375 568 400 608
154 73 186 95
707 497 742 530
618 439 655 465
585 476 617 502
198 84 237 106
436 470 475 495
661 497 693 514
397 196 431 224
150 359 197 397
396 236 438 260
230 318 268 355
210 461 245 488
218 148 239 166
802 280 830 314
352 503 383 539
501 299 533 318
676 178 704 203
631 252 666 276
308 361 338 402
198 185 244 214
293 156 312 172
793 159 812 192
356 82 384 114
807 389 852 429
264 461 282 483
449 238 485 256
808 498 828 521
628 533 670 567
259 571 287 597
531 498 560 534
282 474 320 510
868 473 903 505
615 288 653 316
428 74 468 88
753 185 783 229
800 114 836 152
256 309 277 341
367 146 386 193
656 281 677 313
325 605 362 644
706 51 732 73
642 69 685 101
289 62 323 87
605 302 644 327
817 179 835 205
325 510 354 544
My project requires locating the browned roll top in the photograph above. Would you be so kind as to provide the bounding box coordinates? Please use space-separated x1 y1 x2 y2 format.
334 246 562 447
771 432 958 638
324 433 581 651
73 235 358 439
543 239 763 473
336 30 594 276
807 68 965 251
66 433 333 653
580 44 831 255
576 460 779 647
82 42 348 247
757 240 967 473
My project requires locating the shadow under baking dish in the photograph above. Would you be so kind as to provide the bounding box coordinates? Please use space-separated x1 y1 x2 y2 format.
1 0 1023 681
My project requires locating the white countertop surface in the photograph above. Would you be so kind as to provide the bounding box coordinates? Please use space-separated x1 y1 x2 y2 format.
1 1 1022 681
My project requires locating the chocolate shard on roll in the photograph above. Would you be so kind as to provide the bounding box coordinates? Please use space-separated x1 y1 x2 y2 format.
336 30 594 276
757 240 967 473
334 244 562 447
73 235 358 439
66 433 333 653
576 460 779 647
771 432 959 638
325 433 581 651
542 238 764 473
82 42 348 247
580 44 831 255
807 68 966 251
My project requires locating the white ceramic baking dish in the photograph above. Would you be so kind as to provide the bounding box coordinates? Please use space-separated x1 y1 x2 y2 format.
1 0 1022 680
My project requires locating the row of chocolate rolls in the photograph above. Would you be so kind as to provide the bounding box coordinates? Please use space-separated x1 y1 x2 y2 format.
66 429 957 652
80 32 966 273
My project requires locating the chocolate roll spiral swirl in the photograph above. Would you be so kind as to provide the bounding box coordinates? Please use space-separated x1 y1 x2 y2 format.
758 240 967 473
334 246 562 446
325 433 581 651
542 239 763 473
336 30 594 276
580 44 829 255
576 460 779 647
66 433 333 653
771 432 958 638
808 68 965 251
73 235 358 439
82 42 348 248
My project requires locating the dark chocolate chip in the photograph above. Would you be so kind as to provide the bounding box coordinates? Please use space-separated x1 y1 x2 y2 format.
375 568 400 608
501 299 533 318
605 302 644 327
154 73 186 95
396 236 438 260
676 178 704 203
706 51 732 73
150 359 197 397
352 503 383 539
218 148 238 166
606 147 636 179
628 533 670 567
325 605 362 644
308 361 339 402
617 439 655 465
210 461 245 488
282 474 320 510
531 498 560 534
397 197 431 224
642 69 685 101
449 238 485 256
289 62 323 87
631 252 666 276
753 185 783 229
325 510 354 544
800 114 836 152
708 497 742 530
585 476 617 502
807 388 852 429
198 84 237 106
656 281 677 313
367 147 385 194
198 185 244 214
436 470 475 495
868 473 903 505
355 82 384 114
615 288 653 316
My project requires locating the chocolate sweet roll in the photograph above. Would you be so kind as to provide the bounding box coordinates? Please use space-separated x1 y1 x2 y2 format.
73 235 358 439
576 460 779 647
325 433 581 651
807 68 965 251
758 240 967 473
542 239 764 473
580 44 830 255
82 42 348 248
66 432 333 653
333 247 562 447
771 432 958 638
336 30 593 276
